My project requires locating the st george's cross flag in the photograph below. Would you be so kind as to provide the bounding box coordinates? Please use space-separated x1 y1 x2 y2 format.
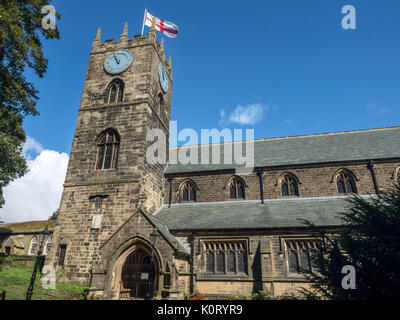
142 9 179 38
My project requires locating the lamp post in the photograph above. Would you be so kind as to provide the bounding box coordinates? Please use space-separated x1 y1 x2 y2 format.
26 228 50 300
145 230 160 300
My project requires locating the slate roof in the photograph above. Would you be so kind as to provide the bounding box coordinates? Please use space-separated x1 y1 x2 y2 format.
154 197 356 231
165 126 400 174
150 216 190 255
9 236 25 249
0 220 56 234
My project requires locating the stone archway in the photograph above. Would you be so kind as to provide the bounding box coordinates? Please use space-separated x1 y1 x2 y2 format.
112 241 159 299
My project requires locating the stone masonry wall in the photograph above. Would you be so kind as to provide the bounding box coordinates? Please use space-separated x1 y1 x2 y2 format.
165 159 400 204
178 231 328 298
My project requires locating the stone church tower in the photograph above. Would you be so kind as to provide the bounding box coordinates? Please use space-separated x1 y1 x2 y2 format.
46 23 189 299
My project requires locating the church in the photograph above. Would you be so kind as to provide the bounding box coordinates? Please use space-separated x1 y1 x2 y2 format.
45 21 400 300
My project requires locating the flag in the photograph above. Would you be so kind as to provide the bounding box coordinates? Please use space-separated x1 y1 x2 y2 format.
143 10 179 38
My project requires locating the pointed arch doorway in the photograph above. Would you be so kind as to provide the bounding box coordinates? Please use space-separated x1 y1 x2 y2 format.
120 247 158 298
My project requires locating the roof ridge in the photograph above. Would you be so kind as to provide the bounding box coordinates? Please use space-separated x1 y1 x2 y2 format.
169 126 400 149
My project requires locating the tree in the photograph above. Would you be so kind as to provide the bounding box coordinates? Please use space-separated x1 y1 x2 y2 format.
299 185 400 300
49 209 58 220
0 0 60 207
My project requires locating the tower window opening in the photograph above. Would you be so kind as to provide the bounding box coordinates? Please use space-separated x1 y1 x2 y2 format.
96 129 120 170
105 79 124 104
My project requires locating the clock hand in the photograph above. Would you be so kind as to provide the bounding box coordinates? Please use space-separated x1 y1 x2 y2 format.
113 52 120 64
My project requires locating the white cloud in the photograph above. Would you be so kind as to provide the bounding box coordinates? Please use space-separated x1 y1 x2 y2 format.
219 103 275 126
23 136 44 160
0 137 69 223
282 119 297 126
364 102 389 116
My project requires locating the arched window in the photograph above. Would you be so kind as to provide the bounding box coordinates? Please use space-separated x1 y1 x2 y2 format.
229 178 245 199
28 236 37 255
105 79 124 104
281 175 299 196
179 181 196 202
96 129 120 170
395 167 400 187
43 237 52 255
336 170 357 194
158 93 164 114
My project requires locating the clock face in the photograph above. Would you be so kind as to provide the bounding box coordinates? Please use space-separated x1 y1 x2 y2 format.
158 63 169 93
104 49 133 74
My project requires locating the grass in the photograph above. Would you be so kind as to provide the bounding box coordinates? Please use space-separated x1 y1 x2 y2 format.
0 256 88 300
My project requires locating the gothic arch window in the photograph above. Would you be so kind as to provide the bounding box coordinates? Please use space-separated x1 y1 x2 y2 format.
28 236 37 255
336 170 357 194
43 236 52 255
393 166 400 187
281 174 299 196
228 177 245 199
158 93 165 114
179 180 197 203
95 129 120 170
398 173 400 187
105 79 124 104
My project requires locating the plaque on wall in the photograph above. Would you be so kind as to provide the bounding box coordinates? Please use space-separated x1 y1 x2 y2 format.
141 273 149 280
260 240 271 254
91 214 102 229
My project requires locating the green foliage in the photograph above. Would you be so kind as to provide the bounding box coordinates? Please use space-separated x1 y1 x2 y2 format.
49 209 59 220
0 256 87 300
299 185 400 300
250 290 270 300
0 0 60 207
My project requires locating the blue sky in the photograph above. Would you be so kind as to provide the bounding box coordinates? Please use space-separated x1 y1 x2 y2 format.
3 0 400 222
24 0 400 153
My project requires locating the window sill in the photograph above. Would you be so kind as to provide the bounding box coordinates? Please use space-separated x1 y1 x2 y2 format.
197 274 250 281
286 272 318 279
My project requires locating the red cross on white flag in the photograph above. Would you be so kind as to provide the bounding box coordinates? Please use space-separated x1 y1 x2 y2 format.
142 10 179 38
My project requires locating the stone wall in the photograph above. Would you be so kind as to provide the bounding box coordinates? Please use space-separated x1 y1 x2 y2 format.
172 232 327 298
165 160 400 204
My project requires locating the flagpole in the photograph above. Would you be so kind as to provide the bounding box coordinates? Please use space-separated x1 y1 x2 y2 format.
141 8 147 36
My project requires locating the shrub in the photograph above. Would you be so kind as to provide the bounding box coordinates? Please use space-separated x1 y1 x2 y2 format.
251 290 270 300
184 290 203 300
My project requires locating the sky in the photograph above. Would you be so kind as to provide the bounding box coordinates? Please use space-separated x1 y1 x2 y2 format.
1 0 400 222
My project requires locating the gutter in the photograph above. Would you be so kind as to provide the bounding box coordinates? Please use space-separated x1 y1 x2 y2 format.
367 160 380 197
257 169 264 204
168 225 342 234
